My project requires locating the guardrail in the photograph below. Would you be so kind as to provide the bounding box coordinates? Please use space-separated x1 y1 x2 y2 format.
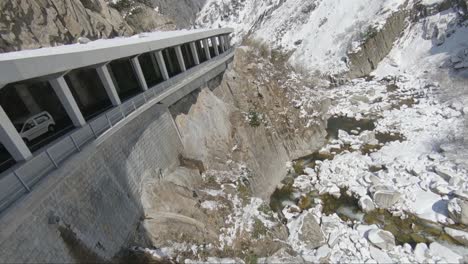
0 49 234 213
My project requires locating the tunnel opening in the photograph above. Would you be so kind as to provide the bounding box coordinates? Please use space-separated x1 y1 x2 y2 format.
196 40 207 63
64 67 113 121
108 57 142 102
138 52 165 88
209 38 217 58
162 47 182 78
0 79 73 156
181 43 196 69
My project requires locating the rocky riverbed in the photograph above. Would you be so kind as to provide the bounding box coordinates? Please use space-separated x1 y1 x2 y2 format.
123 57 468 263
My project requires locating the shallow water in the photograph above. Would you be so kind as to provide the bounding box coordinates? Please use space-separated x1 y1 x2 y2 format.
326 116 376 140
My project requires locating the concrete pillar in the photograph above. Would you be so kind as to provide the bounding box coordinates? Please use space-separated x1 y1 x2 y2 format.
189 42 200 65
203 39 211 60
0 105 32 162
175 45 186 72
130 56 148 91
16 84 41 115
219 35 226 53
211 37 220 56
96 64 121 106
50 76 86 127
155 51 170 80
224 35 230 50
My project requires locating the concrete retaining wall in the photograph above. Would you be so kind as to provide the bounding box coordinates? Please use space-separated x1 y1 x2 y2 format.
0 102 183 262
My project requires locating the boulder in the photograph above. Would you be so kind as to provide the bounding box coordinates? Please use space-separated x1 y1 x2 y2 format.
356 224 379 237
444 227 468 246
414 243 428 263
448 198 468 225
358 195 376 213
429 242 462 263
299 213 326 249
369 246 393 264
434 166 458 182
373 189 401 209
367 229 396 250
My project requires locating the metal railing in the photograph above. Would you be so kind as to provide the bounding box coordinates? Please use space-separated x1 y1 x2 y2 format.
0 47 234 214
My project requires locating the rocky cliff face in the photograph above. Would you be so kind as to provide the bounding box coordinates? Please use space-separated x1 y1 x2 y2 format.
347 10 409 79
170 47 329 198
0 0 131 52
0 0 204 52
150 0 206 28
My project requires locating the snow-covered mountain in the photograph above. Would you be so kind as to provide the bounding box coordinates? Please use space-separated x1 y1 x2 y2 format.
198 0 468 78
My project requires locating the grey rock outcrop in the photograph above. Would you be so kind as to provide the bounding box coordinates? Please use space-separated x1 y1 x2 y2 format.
150 0 206 28
298 213 326 249
0 0 202 52
170 47 328 198
347 10 408 78
125 5 176 32
448 197 468 225
0 0 134 52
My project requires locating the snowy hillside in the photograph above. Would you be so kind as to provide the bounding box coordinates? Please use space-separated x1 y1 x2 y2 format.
188 0 468 263
197 0 409 75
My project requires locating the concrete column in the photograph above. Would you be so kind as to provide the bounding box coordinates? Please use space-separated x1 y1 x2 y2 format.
224 35 230 50
219 35 226 53
154 51 170 80
0 106 32 162
130 56 148 91
211 37 220 56
16 84 41 115
189 42 200 65
50 77 86 127
203 39 211 60
96 64 121 106
175 45 186 72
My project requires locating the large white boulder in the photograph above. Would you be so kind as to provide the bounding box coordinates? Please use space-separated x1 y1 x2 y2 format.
414 243 428 263
371 186 401 209
358 195 375 213
369 246 393 264
429 242 462 263
445 227 468 246
367 229 396 250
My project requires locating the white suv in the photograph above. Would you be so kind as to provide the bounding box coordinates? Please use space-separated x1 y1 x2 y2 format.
14 112 56 143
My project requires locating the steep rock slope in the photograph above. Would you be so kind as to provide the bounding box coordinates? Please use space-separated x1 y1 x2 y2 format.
170 47 329 199
0 0 203 52
0 0 133 52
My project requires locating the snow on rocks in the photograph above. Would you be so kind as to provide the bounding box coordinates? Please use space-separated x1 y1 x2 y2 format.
367 229 396 250
429 242 463 263
414 243 429 263
287 211 326 252
444 227 468 246
369 246 393 264
448 198 468 225
359 195 376 212
371 186 401 209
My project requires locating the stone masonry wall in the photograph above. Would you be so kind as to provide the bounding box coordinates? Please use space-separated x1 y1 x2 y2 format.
0 103 183 263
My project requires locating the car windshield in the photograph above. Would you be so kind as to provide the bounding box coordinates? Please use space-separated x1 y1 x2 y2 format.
14 123 23 132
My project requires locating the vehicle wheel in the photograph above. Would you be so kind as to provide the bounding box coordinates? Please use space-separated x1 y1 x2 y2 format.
48 125 55 133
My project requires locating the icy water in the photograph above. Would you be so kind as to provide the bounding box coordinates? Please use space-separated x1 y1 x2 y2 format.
270 115 465 250
269 183 465 248
326 116 376 140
